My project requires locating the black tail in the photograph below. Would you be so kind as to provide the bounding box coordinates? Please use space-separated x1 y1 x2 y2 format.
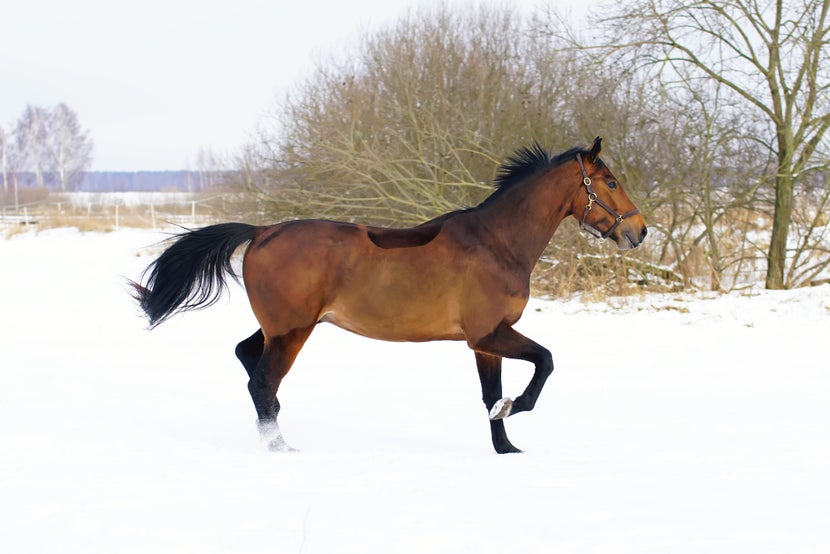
130 222 259 328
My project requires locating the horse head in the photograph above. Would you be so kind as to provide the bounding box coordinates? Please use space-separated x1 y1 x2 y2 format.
573 137 647 250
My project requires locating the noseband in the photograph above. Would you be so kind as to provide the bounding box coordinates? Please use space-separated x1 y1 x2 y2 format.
575 153 640 240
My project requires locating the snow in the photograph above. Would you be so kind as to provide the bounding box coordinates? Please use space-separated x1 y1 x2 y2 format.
1 227 828 553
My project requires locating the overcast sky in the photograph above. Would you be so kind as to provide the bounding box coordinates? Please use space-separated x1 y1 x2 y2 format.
2 0 567 171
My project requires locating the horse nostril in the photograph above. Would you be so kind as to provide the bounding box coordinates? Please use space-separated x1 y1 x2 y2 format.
640 226 648 242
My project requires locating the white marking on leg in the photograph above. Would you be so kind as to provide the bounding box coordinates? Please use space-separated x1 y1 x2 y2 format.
489 397 513 420
257 420 297 452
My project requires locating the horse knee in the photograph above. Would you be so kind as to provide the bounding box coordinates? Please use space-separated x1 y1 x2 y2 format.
538 349 554 376
514 352 554 414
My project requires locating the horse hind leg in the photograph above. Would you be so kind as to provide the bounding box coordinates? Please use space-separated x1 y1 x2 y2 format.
237 329 289 447
246 326 314 452
236 329 286 436
235 329 264 378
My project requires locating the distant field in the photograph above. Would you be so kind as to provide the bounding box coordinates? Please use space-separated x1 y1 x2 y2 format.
1 190 236 233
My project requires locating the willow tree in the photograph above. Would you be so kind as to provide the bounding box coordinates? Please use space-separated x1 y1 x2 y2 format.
564 0 830 289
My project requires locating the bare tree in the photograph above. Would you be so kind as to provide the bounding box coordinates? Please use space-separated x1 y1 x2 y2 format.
244 5 594 226
8 103 93 192
194 146 230 191
46 103 93 192
646 77 771 290
786 171 830 284
554 0 830 289
0 126 7 196
13 104 49 189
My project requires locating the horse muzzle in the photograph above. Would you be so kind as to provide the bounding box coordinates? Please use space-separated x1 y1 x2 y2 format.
615 221 648 250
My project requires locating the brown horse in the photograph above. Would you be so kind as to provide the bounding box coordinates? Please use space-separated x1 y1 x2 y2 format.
131 137 646 453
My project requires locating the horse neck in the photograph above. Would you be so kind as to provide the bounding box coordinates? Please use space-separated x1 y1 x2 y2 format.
475 164 578 272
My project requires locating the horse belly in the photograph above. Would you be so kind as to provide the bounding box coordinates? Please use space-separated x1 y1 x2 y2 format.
320 311 463 342
321 273 464 342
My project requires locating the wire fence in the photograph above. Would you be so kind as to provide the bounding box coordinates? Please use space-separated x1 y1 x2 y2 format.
0 191 234 231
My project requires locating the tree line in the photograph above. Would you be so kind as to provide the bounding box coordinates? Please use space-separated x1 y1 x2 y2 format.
233 1 829 292
1 103 94 206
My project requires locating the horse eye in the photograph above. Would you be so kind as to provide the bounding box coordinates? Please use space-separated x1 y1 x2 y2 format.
608 181 618 190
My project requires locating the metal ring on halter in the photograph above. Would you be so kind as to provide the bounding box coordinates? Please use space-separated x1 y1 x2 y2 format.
585 192 597 211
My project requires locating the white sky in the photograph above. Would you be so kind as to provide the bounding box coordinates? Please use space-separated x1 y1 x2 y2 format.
0 0 578 171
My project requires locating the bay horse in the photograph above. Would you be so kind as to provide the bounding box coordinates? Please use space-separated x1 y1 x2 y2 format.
130 137 647 453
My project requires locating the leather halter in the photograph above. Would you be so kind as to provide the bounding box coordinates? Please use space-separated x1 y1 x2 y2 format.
575 153 640 240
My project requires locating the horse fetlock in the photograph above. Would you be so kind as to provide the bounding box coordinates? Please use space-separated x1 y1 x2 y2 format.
512 393 540 414
256 418 278 436
267 435 297 453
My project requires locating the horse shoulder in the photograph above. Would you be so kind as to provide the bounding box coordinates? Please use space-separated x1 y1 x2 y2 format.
437 214 530 300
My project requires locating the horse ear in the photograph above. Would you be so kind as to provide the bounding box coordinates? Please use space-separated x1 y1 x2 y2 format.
588 136 602 162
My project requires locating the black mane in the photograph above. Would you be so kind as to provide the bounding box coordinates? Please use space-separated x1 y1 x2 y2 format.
493 143 593 192
421 143 597 220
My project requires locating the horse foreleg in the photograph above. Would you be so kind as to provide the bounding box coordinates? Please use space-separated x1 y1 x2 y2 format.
246 326 314 452
474 352 522 454
472 322 553 420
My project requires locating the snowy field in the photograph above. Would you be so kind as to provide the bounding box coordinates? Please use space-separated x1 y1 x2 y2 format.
1 227 828 553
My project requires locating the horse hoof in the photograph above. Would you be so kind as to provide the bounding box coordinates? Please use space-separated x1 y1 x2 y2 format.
496 444 523 454
257 421 297 452
267 436 298 453
489 397 513 420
